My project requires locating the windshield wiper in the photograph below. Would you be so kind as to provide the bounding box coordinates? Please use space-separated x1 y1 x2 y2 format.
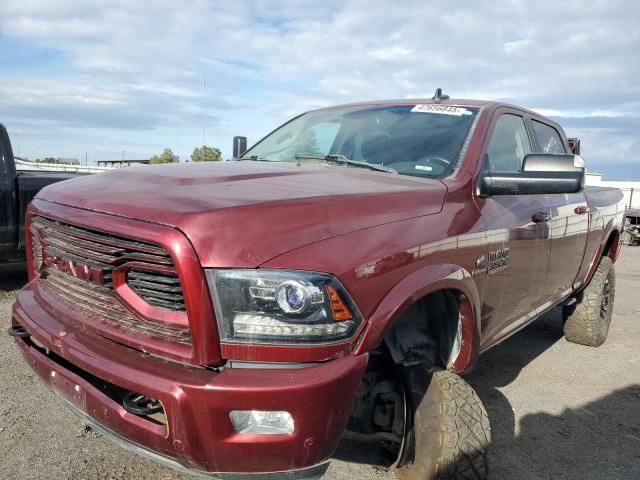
294 154 396 173
239 155 274 162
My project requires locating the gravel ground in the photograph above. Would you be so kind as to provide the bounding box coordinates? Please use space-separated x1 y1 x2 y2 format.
1 247 639 480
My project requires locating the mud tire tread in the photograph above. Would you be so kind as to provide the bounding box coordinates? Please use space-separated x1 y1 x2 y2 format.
564 256 615 347
398 370 490 480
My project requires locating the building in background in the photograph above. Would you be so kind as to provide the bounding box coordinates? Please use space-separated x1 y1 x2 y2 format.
54 157 80 165
586 172 639 209
96 159 150 168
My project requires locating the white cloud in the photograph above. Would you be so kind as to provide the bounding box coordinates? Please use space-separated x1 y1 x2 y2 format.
533 108 640 119
368 46 413 61
0 0 639 174
504 38 530 54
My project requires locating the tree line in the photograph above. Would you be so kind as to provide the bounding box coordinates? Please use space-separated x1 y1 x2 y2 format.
149 145 221 164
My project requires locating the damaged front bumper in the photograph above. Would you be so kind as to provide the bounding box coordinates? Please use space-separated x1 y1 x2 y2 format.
11 284 368 478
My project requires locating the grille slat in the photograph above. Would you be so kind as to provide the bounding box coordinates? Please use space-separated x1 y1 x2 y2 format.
44 277 134 319
126 270 186 311
43 245 113 271
33 217 171 261
127 293 185 311
126 271 181 286
34 218 175 268
41 271 190 344
42 233 124 262
126 286 184 302
126 278 183 294
31 215 190 345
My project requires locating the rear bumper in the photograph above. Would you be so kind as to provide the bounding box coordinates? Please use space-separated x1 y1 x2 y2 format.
12 284 368 476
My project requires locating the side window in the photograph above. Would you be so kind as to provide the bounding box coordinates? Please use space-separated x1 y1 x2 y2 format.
486 114 532 173
532 120 565 154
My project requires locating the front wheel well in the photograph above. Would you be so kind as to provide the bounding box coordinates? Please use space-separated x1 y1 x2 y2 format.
383 289 465 371
346 289 478 469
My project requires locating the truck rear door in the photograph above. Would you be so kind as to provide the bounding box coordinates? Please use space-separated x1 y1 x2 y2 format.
529 119 589 305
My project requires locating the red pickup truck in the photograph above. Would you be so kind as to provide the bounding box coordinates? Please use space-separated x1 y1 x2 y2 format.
10 93 625 480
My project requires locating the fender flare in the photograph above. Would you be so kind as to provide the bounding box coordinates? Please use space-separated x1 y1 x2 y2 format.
354 263 481 373
581 220 621 287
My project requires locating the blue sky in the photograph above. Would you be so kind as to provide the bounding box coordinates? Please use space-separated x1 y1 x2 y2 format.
1 0 639 179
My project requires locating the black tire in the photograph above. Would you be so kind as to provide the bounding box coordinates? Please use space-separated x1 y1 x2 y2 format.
397 370 490 480
564 256 615 347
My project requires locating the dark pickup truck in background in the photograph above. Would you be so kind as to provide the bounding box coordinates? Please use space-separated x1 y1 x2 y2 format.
0 124 93 263
9 96 625 480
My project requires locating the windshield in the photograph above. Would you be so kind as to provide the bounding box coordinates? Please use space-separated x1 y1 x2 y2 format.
242 104 479 178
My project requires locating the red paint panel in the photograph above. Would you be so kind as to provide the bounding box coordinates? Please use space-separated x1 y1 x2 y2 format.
36 162 447 268
13 289 366 473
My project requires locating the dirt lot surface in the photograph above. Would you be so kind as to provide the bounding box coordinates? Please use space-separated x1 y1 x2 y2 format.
1 248 639 480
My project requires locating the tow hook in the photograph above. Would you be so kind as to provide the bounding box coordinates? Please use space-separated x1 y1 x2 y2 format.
122 392 163 416
7 325 30 339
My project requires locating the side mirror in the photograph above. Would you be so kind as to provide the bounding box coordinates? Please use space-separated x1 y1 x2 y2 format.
232 136 247 159
568 138 581 155
479 154 585 196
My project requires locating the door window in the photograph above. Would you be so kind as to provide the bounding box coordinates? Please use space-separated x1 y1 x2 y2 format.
485 114 532 172
532 120 565 154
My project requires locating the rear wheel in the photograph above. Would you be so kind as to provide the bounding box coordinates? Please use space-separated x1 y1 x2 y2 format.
564 256 615 347
397 369 490 480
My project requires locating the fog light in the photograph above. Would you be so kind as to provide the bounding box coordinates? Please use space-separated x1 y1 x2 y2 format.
229 410 294 434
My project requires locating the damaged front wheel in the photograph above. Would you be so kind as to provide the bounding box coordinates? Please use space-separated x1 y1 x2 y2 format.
397 369 490 480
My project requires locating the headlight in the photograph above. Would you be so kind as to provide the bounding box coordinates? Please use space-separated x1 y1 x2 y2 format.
206 269 362 344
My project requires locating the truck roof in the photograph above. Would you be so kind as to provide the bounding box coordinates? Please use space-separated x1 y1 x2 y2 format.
324 98 488 109
310 97 564 134
313 98 547 119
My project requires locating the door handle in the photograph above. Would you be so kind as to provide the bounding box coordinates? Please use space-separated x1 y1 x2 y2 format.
574 205 590 215
532 211 551 223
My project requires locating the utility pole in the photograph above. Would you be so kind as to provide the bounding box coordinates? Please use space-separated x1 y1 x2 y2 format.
202 72 206 162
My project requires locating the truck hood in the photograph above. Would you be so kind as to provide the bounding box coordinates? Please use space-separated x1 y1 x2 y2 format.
37 161 447 267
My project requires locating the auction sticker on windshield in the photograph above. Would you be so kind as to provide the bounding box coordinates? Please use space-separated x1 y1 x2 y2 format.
411 104 472 116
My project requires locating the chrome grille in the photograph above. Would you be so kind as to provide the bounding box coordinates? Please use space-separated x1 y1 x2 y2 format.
41 270 190 344
126 270 185 311
31 215 190 344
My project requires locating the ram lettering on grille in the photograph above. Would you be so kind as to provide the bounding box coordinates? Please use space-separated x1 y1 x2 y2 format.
31 216 190 344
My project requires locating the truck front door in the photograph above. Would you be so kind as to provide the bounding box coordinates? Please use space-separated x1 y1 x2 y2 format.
476 110 552 346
